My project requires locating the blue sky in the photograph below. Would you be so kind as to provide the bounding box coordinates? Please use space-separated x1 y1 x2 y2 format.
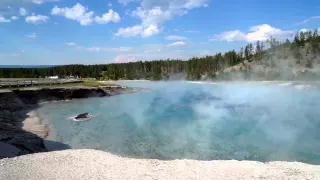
0 0 319 65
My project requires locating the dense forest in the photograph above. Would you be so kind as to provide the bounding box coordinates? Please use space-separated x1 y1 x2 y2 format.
1 30 320 81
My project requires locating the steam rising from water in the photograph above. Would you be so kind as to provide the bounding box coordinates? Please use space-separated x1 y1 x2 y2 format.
38 81 320 164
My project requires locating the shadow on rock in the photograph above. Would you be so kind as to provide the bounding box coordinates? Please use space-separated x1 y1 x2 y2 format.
44 140 72 151
0 89 76 159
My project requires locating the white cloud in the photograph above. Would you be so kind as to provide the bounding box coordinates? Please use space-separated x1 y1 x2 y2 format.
65 42 77 46
115 24 160 37
213 24 295 42
25 14 49 24
165 35 186 41
11 16 18 20
142 24 160 37
131 7 174 27
94 9 120 24
52 3 120 26
51 3 94 26
25 33 36 38
295 16 320 25
246 24 293 41
108 2 112 7
32 0 59 4
19 7 27 16
210 30 246 42
123 6 172 37
115 25 143 37
0 16 11 23
86 47 133 52
116 0 208 37
167 41 188 47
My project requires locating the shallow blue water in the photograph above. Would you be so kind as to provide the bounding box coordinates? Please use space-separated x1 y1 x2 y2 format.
37 81 320 164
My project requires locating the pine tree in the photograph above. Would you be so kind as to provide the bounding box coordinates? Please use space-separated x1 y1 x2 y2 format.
313 29 318 38
244 45 250 60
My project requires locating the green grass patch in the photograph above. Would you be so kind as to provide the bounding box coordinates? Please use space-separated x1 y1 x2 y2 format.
81 81 109 87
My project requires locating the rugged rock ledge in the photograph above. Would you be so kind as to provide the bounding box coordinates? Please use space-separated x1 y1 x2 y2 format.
0 86 138 158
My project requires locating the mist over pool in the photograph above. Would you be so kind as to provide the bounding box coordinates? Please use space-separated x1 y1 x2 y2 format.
37 81 320 164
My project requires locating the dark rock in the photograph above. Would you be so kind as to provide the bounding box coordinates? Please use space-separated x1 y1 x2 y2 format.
11 87 110 104
75 113 89 119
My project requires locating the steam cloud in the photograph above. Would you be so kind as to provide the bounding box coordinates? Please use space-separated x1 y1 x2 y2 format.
39 81 320 164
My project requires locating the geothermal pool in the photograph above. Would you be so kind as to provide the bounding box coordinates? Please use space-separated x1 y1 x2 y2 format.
37 81 320 164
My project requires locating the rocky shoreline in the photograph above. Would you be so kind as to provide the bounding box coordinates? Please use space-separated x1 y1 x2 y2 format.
0 85 139 158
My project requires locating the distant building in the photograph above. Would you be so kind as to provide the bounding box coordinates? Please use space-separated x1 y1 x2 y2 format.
48 76 59 79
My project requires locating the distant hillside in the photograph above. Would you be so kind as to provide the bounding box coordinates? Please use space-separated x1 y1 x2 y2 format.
0 30 319 81
217 32 320 81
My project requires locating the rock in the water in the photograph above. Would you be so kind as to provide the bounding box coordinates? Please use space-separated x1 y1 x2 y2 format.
75 113 90 119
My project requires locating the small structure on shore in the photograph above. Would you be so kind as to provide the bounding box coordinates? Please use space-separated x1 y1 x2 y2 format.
47 76 59 79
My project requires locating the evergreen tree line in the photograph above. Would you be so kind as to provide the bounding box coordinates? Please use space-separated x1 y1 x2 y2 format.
1 30 320 81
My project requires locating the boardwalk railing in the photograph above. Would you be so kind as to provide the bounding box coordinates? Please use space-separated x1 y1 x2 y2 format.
0 78 83 88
